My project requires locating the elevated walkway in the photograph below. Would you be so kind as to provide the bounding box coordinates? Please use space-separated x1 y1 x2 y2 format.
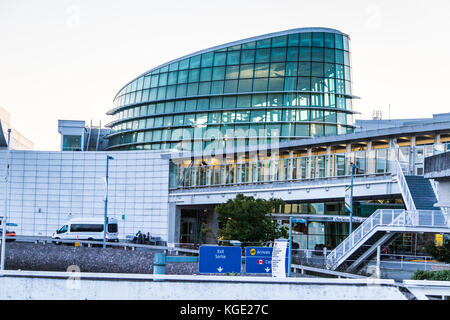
326 209 450 272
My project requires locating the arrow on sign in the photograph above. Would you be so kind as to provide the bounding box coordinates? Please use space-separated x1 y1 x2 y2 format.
265 267 270 272
217 266 223 272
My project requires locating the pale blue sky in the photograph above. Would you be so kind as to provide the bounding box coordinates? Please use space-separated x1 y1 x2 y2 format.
1 0 449 150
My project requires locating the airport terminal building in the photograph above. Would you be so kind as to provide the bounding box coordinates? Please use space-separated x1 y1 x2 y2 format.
1 28 449 250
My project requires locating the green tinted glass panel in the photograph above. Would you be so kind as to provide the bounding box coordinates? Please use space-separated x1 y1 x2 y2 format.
272 35 287 47
241 50 255 64
190 55 201 68
255 63 269 77
214 52 227 66
200 68 212 81
299 47 311 61
212 67 225 80
256 38 271 48
312 32 324 47
255 48 270 63
288 33 299 46
201 52 214 67
299 32 312 46
227 51 240 65
240 64 254 78
253 78 268 91
271 48 286 62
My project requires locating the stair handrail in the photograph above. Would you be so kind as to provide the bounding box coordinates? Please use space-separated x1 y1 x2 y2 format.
392 160 416 211
326 209 407 269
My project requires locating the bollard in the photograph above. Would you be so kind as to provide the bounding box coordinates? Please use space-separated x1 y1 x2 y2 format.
153 253 166 282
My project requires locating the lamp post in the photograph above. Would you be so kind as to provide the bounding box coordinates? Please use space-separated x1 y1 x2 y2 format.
1 129 11 271
103 155 114 249
349 162 358 234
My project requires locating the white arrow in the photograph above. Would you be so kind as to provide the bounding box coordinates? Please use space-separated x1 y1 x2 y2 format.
265 267 270 272
217 266 223 272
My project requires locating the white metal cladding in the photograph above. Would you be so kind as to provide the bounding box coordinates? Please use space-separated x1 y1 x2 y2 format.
0 150 170 240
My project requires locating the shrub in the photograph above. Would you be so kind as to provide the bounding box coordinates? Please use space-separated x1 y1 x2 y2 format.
411 269 450 281
424 240 450 263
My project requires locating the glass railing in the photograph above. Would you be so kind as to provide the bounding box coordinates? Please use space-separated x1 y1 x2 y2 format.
169 144 449 189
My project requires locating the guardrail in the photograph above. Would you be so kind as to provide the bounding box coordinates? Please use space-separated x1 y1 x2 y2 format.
291 264 366 279
4 235 200 255
392 160 416 211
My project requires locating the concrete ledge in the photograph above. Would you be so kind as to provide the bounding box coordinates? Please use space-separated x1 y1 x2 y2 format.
0 270 406 300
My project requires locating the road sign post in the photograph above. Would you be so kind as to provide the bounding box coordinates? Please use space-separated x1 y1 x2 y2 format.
198 246 241 274
272 239 288 278
245 247 288 274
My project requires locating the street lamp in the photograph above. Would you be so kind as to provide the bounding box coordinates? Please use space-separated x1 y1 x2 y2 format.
103 155 114 248
349 162 358 234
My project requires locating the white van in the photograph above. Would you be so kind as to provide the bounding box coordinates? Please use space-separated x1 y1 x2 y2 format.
52 217 119 244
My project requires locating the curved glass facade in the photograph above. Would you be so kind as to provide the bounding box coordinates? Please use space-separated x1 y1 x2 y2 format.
106 28 357 151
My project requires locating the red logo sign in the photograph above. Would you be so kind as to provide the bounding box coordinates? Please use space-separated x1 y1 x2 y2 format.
258 259 264 264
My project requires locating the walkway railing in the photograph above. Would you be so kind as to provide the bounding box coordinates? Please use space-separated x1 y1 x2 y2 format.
326 209 449 270
392 160 416 211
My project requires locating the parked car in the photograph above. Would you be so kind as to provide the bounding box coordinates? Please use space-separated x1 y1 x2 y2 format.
0 229 16 242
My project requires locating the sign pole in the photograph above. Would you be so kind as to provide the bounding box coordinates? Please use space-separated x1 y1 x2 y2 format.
1 129 11 272
350 163 354 234
288 217 292 277
103 155 114 249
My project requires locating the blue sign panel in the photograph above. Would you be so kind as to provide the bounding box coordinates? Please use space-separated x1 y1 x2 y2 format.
245 247 289 274
198 246 242 274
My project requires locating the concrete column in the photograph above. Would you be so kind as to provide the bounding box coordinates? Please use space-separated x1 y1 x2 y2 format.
376 246 381 278
167 203 181 245
346 144 352 175
410 136 416 175
435 134 441 146
306 148 312 179
288 150 294 180
326 146 331 177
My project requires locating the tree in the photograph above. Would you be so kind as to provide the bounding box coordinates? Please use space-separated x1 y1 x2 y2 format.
424 239 450 263
216 193 288 244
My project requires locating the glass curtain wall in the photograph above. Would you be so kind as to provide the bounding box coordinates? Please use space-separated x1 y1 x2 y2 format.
107 29 356 151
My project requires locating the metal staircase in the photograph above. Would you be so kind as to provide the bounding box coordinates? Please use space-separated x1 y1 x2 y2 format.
326 209 450 272
326 160 446 272
404 175 438 210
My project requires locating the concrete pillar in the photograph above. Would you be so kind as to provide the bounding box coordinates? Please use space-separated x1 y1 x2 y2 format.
435 134 440 145
167 202 180 245
288 150 294 180
153 253 166 281
376 246 381 279
345 144 352 176
326 146 331 177
410 136 416 175
306 148 312 179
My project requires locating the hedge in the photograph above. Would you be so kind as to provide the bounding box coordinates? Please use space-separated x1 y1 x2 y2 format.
411 269 450 281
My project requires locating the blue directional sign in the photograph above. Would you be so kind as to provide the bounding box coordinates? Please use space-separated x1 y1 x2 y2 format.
198 246 242 274
245 247 289 274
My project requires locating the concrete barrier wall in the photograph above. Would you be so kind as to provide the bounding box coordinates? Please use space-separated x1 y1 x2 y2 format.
0 272 407 300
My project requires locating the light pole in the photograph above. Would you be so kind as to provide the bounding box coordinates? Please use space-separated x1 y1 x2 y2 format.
349 162 357 234
103 155 114 248
1 129 11 271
